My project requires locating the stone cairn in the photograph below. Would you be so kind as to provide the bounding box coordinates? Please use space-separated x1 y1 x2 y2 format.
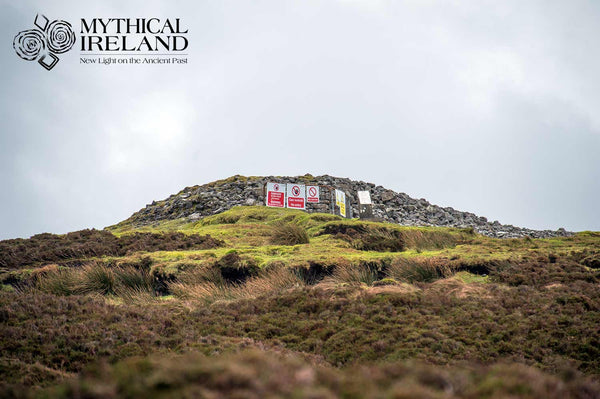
123 174 571 239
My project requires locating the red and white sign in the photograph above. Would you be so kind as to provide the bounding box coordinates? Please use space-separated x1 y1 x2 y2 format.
266 182 285 208
307 185 320 203
286 184 306 209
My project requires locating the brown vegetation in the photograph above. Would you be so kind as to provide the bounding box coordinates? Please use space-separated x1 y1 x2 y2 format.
36 351 600 399
1 209 599 398
0 230 223 269
319 222 406 251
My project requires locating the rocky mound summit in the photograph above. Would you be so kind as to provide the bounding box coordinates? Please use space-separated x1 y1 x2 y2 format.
121 174 570 239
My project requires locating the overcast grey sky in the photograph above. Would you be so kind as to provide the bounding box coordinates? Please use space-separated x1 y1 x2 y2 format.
1 0 599 239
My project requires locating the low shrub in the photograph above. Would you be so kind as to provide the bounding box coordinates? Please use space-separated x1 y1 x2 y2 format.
490 260 600 286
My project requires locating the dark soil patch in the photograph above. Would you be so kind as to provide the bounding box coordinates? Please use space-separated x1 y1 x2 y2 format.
292 261 335 285
214 252 259 284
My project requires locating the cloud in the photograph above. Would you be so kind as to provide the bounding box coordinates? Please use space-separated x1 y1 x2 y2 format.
105 91 195 173
0 0 599 239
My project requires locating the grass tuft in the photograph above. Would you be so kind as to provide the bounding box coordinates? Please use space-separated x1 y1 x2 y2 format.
270 222 309 246
326 263 380 286
35 268 78 296
77 264 116 295
387 258 454 283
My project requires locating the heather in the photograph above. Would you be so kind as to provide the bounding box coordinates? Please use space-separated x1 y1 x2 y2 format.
1 207 599 397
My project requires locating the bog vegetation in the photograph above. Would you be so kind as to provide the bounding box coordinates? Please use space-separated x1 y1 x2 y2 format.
1 206 599 398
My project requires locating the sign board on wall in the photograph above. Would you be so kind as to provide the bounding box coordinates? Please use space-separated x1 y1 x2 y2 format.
266 182 285 208
335 189 346 217
287 184 306 209
357 191 371 205
358 190 373 219
307 185 320 203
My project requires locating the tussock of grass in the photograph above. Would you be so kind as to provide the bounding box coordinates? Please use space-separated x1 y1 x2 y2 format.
401 228 467 251
34 267 79 296
170 267 304 303
170 281 233 302
269 222 309 246
114 287 159 305
243 266 304 295
387 257 454 283
325 263 381 286
319 222 405 252
78 264 116 295
177 264 225 286
35 263 158 299
114 266 153 292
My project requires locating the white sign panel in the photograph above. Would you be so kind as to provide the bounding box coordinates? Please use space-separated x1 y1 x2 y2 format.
335 189 346 217
287 184 306 209
358 191 372 205
307 185 320 203
266 182 286 208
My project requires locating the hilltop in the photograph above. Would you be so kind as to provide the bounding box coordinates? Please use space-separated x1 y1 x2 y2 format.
117 174 570 239
0 184 599 397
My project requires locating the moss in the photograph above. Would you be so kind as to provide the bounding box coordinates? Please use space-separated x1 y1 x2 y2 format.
0 284 15 292
373 278 398 286
454 271 489 284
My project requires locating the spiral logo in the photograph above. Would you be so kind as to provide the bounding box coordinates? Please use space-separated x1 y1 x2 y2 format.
13 14 75 71
46 20 75 54
13 29 46 61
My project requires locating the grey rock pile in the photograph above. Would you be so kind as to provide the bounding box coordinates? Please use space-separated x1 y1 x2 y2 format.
123 174 571 239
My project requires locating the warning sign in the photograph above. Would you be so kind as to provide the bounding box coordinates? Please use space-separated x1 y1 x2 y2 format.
287 184 306 209
307 186 320 203
266 182 285 208
357 191 372 205
335 189 346 217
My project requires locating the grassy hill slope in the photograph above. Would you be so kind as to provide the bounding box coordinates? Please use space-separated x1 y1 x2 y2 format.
1 206 599 397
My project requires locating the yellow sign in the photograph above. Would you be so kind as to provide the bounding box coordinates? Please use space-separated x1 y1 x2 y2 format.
335 189 346 218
